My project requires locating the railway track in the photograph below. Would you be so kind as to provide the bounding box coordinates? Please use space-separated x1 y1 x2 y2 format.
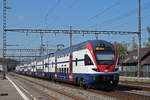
58 80 150 100
9 74 57 100
23 80 58 100
10 73 84 100
89 81 150 100
54 79 150 100
10 73 150 100
119 81 150 92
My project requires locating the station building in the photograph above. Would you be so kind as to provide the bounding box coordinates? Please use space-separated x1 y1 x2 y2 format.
119 47 150 77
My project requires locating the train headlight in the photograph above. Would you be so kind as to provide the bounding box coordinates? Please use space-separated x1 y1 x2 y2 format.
104 70 108 73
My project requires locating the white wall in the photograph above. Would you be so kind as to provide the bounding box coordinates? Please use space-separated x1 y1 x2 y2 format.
0 64 2 71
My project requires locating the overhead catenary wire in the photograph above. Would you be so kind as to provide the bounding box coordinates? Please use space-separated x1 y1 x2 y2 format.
74 0 121 28
45 0 80 29
44 0 62 28
76 1 150 31
43 0 80 30
90 1 150 28
67 0 80 9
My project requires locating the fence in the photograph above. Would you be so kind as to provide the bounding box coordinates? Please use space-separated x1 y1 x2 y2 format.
119 65 150 77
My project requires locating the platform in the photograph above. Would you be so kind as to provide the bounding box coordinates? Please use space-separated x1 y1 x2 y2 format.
0 74 23 100
120 76 150 83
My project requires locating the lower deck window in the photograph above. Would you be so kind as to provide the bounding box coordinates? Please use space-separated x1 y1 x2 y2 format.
58 68 69 74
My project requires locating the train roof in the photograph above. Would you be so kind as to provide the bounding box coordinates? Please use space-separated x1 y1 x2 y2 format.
16 40 113 66
54 40 113 56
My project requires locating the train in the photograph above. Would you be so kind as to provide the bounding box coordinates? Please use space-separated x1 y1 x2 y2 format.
16 40 119 89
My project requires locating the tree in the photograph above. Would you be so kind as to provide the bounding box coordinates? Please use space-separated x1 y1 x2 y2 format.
115 42 128 64
131 37 137 51
144 27 150 47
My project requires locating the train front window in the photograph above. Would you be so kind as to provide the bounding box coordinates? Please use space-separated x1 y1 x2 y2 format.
95 51 115 65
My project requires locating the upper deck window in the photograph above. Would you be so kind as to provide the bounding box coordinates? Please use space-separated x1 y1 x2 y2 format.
45 63 49 67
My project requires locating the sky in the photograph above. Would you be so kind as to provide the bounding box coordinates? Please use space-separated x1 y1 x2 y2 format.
0 0 150 53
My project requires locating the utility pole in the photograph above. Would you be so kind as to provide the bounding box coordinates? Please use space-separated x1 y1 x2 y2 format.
137 0 142 77
2 0 7 79
47 41 48 55
70 26 72 47
40 33 44 56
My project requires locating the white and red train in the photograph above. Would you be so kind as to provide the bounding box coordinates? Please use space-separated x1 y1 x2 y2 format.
16 40 119 89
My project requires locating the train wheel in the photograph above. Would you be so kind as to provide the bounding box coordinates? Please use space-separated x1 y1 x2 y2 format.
49 75 52 81
75 78 79 86
79 79 83 87
79 79 88 89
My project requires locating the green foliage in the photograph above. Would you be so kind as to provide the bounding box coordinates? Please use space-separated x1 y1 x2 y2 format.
131 37 137 51
144 27 150 47
147 27 150 33
115 42 128 64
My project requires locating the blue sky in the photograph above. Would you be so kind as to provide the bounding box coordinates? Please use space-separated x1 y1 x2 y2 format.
0 0 150 51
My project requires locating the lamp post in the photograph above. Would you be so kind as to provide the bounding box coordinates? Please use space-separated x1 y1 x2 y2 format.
2 0 12 79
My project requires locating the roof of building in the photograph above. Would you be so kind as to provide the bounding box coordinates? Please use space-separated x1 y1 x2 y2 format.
141 55 150 65
122 47 150 65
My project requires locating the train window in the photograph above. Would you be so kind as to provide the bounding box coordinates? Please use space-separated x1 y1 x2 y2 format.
45 63 49 67
60 68 62 73
84 55 94 65
57 68 59 73
64 68 66 74
52 62 54 68
32 66 34 68
63 68 65 74
75 58 78 66
59 68 61 73
67 68 69 74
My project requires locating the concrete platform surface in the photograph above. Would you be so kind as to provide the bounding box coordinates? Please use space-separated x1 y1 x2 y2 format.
120 76 150 83
0 76 23 100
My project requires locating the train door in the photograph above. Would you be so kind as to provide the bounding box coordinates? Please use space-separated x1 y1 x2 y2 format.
33 61 35 77
69 53 73 82
48 57 50 79
35 61 37 77
49 58 53 79
45 57 49 79
55 57 57 80
42 60 45 78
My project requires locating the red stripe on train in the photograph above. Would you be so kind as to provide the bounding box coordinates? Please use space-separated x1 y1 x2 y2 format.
69 53 73 81
55 57 57 80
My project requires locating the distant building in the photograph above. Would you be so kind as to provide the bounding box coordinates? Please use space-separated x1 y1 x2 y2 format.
0 64 2 72
120 47 150 77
